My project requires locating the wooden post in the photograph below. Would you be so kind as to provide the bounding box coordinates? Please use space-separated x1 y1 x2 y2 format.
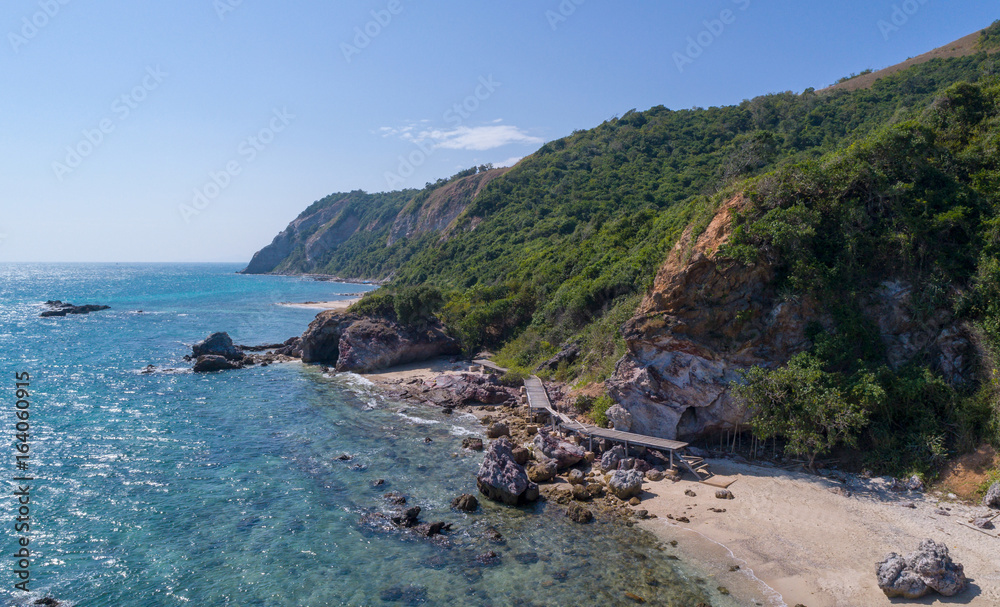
670 450 674 469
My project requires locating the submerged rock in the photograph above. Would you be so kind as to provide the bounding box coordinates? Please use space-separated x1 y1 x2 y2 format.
876 539 967 599
566 503 593 524
192 355 242 373
476 437 536 505
40 301 110 317
451 494 479 512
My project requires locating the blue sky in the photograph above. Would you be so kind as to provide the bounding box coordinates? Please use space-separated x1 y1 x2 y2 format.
1 0 995 262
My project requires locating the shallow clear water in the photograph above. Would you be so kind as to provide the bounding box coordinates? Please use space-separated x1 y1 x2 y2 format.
0 263 738 606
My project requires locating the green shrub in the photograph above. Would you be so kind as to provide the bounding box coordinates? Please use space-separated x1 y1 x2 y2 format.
498 369 528 388
591 395 614 428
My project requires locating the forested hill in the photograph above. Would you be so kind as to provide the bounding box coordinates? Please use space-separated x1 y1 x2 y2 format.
248 23 996 350
247 23 1000 474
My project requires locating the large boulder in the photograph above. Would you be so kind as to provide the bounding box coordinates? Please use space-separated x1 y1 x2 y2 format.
299 310 460 372
532 429 585 470
608 469 644 500
476 438 536 505
983 482 1000 509
192 332 243 361
193 355 241 373
526 459 557 483
876 539 967 599
606 405 633 432
600 444 626 470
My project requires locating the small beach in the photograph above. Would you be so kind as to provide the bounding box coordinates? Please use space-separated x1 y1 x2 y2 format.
633 459 1000 607
276 297 362 311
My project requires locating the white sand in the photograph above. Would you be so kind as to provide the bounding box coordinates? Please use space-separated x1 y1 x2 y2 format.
634 459 1000 606
277 297 361 311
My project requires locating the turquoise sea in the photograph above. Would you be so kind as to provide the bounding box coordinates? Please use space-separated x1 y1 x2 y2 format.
0 263 742 606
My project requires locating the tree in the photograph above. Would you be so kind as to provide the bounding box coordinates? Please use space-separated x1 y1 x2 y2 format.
733 353 873 470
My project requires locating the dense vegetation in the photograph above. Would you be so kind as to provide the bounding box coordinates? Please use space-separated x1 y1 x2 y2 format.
725 76 1000 474
256 32 1000 476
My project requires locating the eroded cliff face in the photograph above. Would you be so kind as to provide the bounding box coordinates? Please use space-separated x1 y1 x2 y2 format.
607 196 972 441
242 168 510 276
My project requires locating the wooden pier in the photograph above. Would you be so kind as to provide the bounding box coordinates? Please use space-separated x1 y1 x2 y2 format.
522 376 716 481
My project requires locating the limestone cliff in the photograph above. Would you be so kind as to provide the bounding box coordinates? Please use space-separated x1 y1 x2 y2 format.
607 196 971 441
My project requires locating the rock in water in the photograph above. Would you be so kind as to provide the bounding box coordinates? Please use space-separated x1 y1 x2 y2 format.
476 437 535 505
192 355 242 373
606 404 633 432
192 332 244 361
461 437 484 451
876 539 967 599
983 481 1000 509
600 444 626 470
40 301 111 317
533 428 585 470
608 469 644 500
451 494 479 512
566 503 593 524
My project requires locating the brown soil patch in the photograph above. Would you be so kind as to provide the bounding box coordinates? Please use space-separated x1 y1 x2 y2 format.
934 444 999 500
822 30 996 93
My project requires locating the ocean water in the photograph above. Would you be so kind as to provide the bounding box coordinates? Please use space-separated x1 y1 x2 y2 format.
0 263 740 607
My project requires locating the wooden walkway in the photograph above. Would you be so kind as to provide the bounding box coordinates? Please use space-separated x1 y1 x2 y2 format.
523 375 716 481
473 359 508 374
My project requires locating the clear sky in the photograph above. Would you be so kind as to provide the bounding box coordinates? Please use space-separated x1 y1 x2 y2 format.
1 0 995 263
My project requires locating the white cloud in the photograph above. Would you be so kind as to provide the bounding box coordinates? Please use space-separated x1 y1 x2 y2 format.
382 122 542 151
496 156 524 168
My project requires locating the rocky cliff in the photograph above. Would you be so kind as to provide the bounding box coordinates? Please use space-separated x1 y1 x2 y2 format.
242 167 509 277
607 196 972 441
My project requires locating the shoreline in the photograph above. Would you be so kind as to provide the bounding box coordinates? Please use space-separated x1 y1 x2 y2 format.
631 459 1000 607
360 359 1000 607
276 297 361 311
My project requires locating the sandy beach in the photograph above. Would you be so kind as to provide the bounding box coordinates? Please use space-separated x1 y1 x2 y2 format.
633 459 1000 607
277 297 361 311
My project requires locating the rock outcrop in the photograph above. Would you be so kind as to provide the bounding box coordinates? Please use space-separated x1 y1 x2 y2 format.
476 437 538 505
192 332 244 361
984 482 1000 509
193 355 242 373
40 301 111 317
608 196 973 440
607 469 644 500
299 310 460 372
532 428 585 470
876 539 967 599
